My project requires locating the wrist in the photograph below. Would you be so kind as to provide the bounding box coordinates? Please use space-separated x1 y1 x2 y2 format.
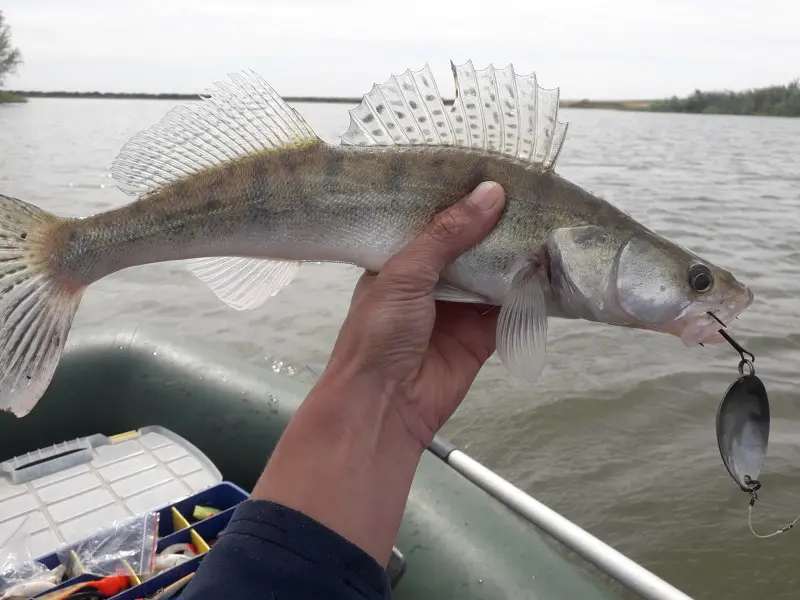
311 359 428 455
252 361 424 566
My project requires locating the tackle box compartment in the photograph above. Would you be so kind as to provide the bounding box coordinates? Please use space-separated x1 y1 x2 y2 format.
29 482 248 598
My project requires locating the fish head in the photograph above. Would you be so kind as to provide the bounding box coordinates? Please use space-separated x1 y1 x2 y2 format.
613 231 753 346
545 226 754 346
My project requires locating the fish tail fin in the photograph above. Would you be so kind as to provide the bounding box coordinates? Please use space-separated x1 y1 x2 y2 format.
0 193 84 418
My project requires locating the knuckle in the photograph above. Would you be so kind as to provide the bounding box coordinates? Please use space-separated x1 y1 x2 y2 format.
377 258 437 297
429 208 467 243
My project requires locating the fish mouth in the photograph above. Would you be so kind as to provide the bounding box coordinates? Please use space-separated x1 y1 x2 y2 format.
676 286 755 347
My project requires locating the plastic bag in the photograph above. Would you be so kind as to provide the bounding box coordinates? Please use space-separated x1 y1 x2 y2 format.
0 515 53 595
56 512 160 577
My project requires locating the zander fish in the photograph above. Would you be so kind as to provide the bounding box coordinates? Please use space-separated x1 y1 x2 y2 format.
0 61 754 417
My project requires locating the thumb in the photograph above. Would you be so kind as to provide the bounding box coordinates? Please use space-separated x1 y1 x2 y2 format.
380 182 506 293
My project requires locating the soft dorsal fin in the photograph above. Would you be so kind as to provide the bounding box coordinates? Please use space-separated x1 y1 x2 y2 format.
110 70 321 197
340 60 569 170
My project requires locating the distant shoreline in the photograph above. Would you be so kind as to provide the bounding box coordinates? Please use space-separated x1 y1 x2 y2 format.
6 89 657 110
8 90 367 102
7 85 800 117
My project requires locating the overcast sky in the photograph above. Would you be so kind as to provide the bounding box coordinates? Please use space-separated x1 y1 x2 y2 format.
3 0 799 99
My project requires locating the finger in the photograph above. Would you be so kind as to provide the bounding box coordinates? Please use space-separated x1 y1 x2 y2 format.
380 182 506 293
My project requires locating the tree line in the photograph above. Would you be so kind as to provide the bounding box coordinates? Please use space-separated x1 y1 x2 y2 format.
649 80 800 117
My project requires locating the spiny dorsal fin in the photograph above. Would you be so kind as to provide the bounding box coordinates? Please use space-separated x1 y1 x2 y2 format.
111 71 320 196
340 60 569 170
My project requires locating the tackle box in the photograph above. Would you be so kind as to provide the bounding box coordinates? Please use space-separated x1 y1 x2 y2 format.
0 427 249 599
1 426 406 599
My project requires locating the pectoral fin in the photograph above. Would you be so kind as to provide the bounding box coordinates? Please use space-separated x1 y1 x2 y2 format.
496 264 549 385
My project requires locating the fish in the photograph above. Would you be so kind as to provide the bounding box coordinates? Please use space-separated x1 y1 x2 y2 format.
0 61 754 418
0 579 57 600
0 564 65 600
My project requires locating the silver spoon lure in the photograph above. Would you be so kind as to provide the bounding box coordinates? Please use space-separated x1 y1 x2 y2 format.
709 312 800 538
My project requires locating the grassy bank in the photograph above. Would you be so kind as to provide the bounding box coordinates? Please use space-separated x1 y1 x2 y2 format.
0 90 26 103
559 99 654 111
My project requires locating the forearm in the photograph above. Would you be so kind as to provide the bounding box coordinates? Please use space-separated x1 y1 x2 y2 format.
252 365 425 566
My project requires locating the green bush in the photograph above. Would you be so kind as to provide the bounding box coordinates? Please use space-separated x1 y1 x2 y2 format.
650 80 800 117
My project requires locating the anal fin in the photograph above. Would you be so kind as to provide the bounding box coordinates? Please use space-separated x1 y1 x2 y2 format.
187 257 301 310
497 263 549 384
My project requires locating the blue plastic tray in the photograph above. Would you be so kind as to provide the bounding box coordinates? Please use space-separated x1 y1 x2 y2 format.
31 482 248 599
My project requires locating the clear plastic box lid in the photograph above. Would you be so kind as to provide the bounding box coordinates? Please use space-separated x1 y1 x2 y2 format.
0 426 222 559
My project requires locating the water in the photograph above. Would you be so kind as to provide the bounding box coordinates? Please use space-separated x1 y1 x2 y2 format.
2 98 800 599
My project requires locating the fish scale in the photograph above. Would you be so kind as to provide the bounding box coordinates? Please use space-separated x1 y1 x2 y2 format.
0 61 753 418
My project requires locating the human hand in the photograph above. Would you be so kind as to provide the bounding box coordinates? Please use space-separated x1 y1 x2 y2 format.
255 182 507 566
189 187 509 597
322 181 507 450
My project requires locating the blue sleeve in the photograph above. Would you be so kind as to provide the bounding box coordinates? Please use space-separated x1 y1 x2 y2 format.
180 499 392 600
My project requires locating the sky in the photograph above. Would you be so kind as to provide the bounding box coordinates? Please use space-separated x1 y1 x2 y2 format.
2 0 800 100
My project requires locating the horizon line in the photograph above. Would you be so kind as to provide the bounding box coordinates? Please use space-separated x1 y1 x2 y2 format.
4 90 658 106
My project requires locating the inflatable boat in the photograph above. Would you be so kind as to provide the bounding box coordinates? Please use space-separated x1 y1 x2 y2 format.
0 328 693 600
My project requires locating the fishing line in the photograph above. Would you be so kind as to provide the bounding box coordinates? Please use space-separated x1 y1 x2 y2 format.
709 311 800 539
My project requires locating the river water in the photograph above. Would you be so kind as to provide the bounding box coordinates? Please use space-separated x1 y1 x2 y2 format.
2 97 800 599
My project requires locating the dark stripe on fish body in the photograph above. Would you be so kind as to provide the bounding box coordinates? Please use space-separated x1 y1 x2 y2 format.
466 158 490 192
386 154 407 192
280 149 301 176
249 161 273 208
323 150 344 194
206 169 227 206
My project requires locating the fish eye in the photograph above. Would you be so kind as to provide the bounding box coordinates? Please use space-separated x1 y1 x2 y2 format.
688 263 714 294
